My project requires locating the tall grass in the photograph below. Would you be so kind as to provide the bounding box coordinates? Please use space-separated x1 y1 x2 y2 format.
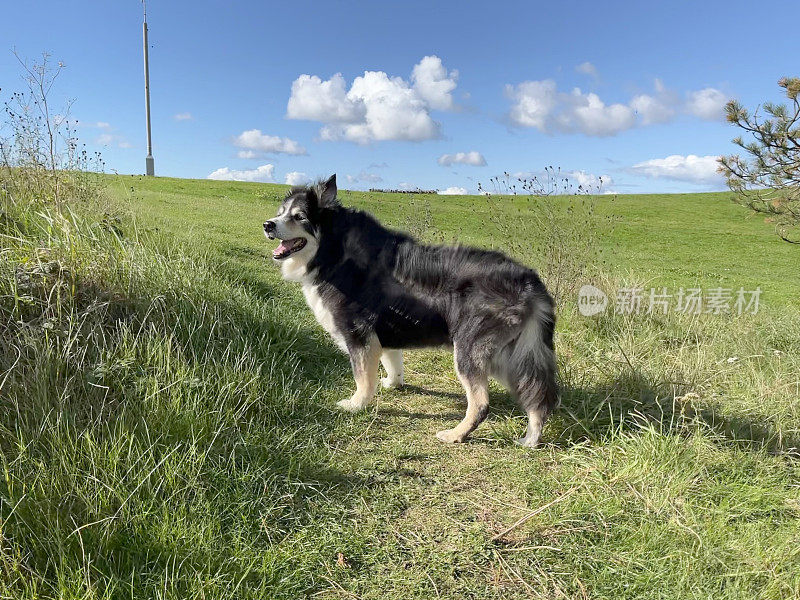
0 182 360 598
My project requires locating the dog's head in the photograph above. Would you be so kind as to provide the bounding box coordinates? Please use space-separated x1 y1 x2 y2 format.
263 174 338 265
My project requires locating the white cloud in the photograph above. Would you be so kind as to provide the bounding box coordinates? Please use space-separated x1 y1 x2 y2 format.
319 71 438 143
207 164 275 182
565 90 636 136
78 120 130 148
506 80 635 136
567 170 614 192
286 73 366 123
173 112 193 121
411 55 458 111
287 56 458 144
511 169 615 193
505 80 559 130
75 120 110 130
437 151 486 167
438 186 468 195
346 171 383 184
237 150 257 159
233 129 306 155
630 154 723 184
284 171 311 186
629 94 674 125
506 78 728 136
630 79 677 125
95 132 131 149
685 88 728 120
575 62 598 78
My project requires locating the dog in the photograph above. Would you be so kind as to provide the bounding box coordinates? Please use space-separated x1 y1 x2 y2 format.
263 174 558 447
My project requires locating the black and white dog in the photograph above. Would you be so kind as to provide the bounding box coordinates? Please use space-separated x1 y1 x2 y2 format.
263 175 558 447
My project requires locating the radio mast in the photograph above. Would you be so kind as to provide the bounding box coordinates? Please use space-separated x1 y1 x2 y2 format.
142 0 154 176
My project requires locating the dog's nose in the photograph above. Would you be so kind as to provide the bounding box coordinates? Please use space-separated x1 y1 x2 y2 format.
263 221 276 234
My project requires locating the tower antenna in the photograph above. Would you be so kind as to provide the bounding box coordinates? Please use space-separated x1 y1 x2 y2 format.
142 0 154 176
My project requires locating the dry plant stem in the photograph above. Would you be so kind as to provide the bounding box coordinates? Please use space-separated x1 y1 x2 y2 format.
491 485 581 542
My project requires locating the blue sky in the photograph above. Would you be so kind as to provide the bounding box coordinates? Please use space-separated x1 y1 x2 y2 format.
3 0 799 194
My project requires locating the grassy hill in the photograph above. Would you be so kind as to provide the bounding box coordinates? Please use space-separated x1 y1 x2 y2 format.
1 174 798 599
115 175 800 306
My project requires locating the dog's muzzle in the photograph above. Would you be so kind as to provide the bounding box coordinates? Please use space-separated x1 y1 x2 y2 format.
263 220 276 239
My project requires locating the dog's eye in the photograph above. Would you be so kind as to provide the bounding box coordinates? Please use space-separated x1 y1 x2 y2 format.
294 213 305 221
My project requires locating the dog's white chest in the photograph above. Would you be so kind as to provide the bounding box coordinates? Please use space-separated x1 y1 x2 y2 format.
301 281 347 351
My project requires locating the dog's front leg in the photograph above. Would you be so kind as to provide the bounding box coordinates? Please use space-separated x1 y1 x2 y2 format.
380 349 404 388
337 337 382 412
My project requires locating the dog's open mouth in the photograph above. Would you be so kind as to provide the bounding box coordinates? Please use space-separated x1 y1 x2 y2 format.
272 237 307 259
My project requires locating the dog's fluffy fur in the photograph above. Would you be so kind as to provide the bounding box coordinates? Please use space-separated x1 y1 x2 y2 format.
263 175 558 447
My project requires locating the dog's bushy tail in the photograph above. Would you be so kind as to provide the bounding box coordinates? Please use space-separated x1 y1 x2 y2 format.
503 291 559 418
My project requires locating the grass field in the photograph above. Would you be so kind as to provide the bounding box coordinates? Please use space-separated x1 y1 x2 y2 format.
1 173 799 599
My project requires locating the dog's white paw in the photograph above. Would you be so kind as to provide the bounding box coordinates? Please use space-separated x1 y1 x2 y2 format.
514 436 540 449
436 428 466 444
381 376 404 389
336 397 369 413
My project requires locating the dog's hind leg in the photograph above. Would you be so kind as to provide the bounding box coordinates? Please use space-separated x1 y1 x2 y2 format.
506 305 559 448
337 338 382 412
516 406 547 448
380 349 404 388
437 346 489 443
513 363 558 448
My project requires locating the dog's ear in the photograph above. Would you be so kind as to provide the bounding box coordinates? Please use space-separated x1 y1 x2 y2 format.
319 174 339 208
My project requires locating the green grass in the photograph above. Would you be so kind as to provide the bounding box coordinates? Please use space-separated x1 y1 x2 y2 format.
1 174 799 599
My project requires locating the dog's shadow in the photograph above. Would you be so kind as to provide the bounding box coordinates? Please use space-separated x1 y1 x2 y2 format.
391 383 464 401
379 371 800 455
552 367 800 455
378 383 534 426
377 384 464 421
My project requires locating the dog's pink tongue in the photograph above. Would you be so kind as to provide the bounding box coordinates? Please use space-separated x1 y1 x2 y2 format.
274 238 304 257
